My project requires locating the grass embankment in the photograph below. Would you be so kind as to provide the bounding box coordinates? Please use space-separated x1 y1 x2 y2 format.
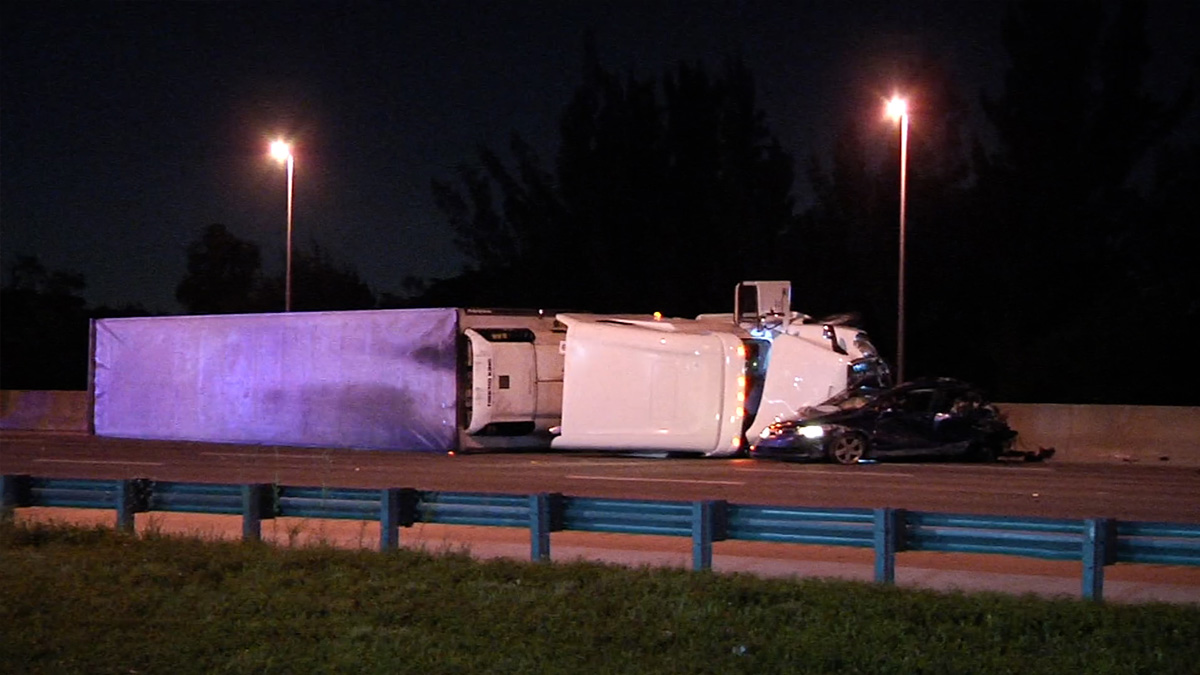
1 520 1198 674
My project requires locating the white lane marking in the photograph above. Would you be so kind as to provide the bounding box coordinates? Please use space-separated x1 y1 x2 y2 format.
437 460 667 470
733 467 917 478
472 460 645 468
200 452 326 460
566 474 744 486
34 459 164 467
738 463 1056 475
931 465 1056 473
566 461 667 467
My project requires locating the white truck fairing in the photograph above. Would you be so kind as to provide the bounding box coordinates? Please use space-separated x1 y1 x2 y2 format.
551 314 747 456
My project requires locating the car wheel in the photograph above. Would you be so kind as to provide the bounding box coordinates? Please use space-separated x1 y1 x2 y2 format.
967 443 998 463
828 433 868 465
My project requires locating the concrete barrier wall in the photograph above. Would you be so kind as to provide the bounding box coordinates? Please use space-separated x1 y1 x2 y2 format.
2 390 1197 466
0 390 89 432
1000 403 1200 467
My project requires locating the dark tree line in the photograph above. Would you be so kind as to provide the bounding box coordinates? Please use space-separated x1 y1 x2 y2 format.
1 254 154 389
425 1 1198 404
423 40 796 317
1 256 92 390
174 224 375 315
1 229 376 390
964 0 1194 403
4 1 1196 404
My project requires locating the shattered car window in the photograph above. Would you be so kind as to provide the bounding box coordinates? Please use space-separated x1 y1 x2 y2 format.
892 390 935 413
820 388 874 411
950 393 982 414
839 395 870 410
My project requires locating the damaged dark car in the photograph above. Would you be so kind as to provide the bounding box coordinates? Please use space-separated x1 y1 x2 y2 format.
750 378 1045 465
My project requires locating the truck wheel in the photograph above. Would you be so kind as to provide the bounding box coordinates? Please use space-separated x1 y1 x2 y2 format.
828 433 868 465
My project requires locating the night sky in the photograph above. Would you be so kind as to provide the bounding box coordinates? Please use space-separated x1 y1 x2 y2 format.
2 1 1196 313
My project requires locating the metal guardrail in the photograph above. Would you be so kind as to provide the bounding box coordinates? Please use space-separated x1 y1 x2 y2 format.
4 474 1199 602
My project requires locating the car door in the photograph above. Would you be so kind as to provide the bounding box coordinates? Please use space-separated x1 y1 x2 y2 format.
927 388 984 454
870 388 939 455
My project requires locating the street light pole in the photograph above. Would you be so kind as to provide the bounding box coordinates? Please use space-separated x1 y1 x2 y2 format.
270 140 294 312
284 153 293 313
887 97 909 384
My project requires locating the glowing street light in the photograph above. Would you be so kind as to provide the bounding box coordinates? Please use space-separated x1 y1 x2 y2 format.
886 96 909 384
270 140 294 312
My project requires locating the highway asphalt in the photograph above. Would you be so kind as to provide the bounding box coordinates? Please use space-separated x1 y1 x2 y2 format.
4 431 1200 603
4 431 1199 521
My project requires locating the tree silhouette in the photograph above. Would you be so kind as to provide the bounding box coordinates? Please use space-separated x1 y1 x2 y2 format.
794 48 976 382
793 118 887 325
0 255 90 389
972 0 1190 402
1128 138 1200 405
175 224 268 314
421 19 1197 405
176 224 378 314
258 242 377 311
431 43 796 316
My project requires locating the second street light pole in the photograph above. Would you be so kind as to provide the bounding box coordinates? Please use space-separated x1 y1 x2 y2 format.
271 140 294 312
887 97 909 384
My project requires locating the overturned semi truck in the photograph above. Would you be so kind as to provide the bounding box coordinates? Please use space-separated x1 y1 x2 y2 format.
90 282 890 455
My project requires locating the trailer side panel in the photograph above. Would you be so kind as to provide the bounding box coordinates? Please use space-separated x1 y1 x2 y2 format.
93 309 458 451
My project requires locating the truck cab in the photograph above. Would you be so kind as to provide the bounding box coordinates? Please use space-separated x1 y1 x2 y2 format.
694 281 890 449
461 282 890 457
742 320 890 443
549 313 749 455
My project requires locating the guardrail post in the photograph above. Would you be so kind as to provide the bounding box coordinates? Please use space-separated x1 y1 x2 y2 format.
381 489 399 552
873 507 906 584
2 474 31 519
530 493 564 562
380 488 420 551
116 479 148 533
1083 517 1117 601
692 500 728 571
241 484 274 542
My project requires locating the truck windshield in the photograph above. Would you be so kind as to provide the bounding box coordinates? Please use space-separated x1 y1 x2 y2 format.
742 338 771 424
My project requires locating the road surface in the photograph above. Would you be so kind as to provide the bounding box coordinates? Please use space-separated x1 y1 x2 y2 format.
5 431 1199 603
4 431 1198 522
